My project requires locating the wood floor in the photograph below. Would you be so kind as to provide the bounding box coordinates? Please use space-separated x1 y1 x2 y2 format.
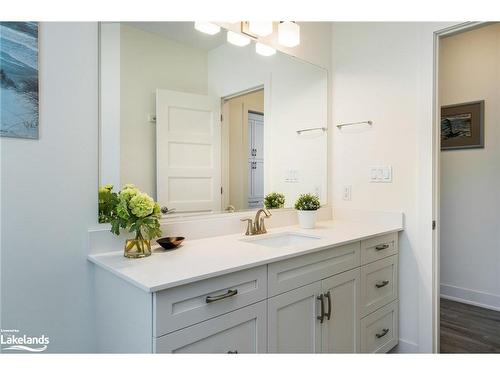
440 298 500 353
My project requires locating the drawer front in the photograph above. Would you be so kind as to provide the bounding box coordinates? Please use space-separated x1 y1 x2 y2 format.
360 255 398 317
360 300 398 353
154 266 267 337
268 242 361 297
360 233 398 265
154 301 267 353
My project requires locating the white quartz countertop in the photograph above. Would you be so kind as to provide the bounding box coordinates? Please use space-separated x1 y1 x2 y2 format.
87 219 403 293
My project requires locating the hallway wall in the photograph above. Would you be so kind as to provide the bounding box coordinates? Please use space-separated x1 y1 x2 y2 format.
439 24 500 310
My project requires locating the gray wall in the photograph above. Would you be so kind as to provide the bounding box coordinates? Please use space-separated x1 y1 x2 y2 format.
1 22 98 352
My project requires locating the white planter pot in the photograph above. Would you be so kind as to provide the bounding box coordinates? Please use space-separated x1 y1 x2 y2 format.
297 210 318 229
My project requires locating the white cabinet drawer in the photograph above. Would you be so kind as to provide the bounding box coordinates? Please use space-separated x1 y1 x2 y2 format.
154 266 267 337
360 300 398 353
154 301 267 353
360 255 398 317
360 233 398 265
268 242 360 296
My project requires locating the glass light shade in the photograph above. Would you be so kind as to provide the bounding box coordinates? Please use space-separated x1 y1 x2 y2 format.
227 31 250 46
278 21 300 47
249 21 273 37
194 22 221 35
255 42 276 56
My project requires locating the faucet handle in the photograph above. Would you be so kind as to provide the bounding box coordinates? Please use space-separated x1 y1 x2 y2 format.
240 218 253 236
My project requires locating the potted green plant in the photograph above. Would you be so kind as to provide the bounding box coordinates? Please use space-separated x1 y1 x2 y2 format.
106 184 162 258
264 192 285 209
294 193 321 229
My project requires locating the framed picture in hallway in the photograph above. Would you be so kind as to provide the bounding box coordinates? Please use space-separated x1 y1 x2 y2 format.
0 22 39 139
441 100 484 150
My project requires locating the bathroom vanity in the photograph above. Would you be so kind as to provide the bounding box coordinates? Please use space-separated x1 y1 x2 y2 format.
89 219 401 353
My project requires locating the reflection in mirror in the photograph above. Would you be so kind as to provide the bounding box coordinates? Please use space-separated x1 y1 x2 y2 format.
99 22 327 217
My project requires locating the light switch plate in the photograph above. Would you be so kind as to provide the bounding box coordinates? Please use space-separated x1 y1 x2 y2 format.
343 185 352 201
370 166 392 183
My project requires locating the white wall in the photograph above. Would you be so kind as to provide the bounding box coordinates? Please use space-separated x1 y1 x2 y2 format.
1 23 98 352
331 22 456 353
208 44 328 206
439 24 500 310
119 25 208 198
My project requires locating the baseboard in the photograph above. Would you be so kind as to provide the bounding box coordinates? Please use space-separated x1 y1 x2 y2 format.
440 283 500 312
390 339 419 353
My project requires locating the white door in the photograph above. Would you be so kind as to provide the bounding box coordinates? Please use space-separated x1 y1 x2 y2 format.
267 282 322 353
155 301 267 353
156 89 221 213
321 269 360 353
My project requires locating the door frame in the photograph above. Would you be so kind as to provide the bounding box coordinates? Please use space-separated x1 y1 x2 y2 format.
431 21 491 353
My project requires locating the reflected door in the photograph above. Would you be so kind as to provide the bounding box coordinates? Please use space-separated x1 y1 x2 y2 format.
156 89 221 213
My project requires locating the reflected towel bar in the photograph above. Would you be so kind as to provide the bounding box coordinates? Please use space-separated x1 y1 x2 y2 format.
336 120 373 129
296 127 327 134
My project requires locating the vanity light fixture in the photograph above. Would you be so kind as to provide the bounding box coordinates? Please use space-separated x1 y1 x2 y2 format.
278 21 300 47
227 31 251 46
255 42 276 56
248 21 273 37
194 22 221 35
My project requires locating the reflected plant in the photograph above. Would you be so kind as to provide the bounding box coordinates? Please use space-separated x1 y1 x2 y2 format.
264 192 285 209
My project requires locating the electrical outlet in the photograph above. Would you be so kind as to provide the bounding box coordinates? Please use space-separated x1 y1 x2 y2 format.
343 185 352 201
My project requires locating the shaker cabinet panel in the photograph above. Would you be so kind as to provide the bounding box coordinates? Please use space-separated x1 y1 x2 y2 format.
155 301 267 353
321 269 361 353
267 282 322 353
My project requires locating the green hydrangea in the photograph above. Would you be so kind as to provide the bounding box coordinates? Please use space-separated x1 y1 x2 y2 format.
119 184 140 202
116 197 131 220
129 193 155 218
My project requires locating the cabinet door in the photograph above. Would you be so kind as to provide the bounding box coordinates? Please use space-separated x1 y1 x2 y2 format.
321 269 360 353
155 301 267 353
253 160 264 198
268 282 322 353
252 114 264 160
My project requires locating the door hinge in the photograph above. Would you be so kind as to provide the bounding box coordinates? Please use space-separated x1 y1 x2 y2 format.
432 220 436 230
221 187 223 195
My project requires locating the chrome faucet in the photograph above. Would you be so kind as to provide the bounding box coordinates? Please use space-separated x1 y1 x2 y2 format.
240 208 272 235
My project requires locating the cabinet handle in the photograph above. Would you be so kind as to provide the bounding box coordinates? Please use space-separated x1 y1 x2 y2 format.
316 294 325 323
375 244 389 251
375 280 390 288
324 291 332 320
227 350 238 354
205 289 238 303
375 328 389 339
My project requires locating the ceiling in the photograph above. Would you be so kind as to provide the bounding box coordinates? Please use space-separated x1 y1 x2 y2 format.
123 22 226 51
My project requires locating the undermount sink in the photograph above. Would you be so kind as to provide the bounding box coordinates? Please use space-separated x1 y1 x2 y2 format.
240 232 321 248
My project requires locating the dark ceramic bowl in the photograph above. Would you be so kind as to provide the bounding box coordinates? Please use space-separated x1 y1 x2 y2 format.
156 236 185 250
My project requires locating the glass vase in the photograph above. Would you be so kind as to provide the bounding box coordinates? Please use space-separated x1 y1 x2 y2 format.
124 234 152 258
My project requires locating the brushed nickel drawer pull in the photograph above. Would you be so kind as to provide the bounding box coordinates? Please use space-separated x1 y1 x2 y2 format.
375 244 389 251
375 328 389 339
317 294 325 323
375 280 390 288
325 291 332 320
205 289 238 303
227 350 238 354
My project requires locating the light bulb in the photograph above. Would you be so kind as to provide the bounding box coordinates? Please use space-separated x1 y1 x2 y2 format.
249 21 273 37
255 42 276 56
227 31 250 46
194 22 220 35
278 21 300 47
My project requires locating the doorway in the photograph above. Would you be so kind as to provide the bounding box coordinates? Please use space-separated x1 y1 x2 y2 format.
435 22 500 353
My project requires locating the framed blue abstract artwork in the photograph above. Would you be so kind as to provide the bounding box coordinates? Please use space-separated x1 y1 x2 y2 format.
0 22 39 139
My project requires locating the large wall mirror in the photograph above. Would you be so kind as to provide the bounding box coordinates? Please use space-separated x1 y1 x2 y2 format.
99 22 327 217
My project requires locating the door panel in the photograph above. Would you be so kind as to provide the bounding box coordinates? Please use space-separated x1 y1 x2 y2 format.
267 282 322 353
156 89 221 213
321 269 360 353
